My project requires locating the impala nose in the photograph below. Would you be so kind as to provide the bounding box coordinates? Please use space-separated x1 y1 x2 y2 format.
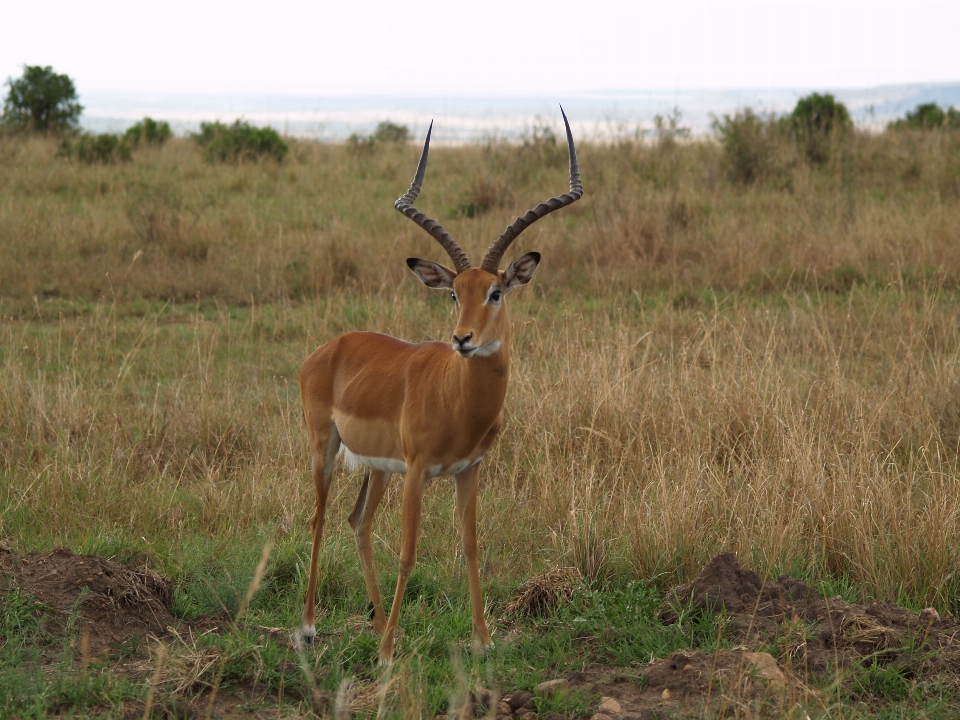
453 332 473 350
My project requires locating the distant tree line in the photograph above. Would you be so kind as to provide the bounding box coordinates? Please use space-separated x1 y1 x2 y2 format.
2 65 958 175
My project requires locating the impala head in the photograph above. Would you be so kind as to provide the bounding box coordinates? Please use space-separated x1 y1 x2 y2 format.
396 108 582 359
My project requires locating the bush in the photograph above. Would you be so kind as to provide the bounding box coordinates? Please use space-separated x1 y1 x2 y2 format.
790 93 852 165
713 108 784 185
191 120 288 163
1 65 82 133
58 133 131 164
346 121 410 154
373 121 409 143
124 117 172 147
888 103 960 131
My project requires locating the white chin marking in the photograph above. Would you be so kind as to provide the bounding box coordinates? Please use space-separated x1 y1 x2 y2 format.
453 341 500 358
474 341 501 357
341 447 407 474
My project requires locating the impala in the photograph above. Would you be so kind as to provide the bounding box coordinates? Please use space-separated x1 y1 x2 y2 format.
299 108 582 662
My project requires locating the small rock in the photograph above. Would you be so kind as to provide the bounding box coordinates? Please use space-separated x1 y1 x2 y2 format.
536 678 569 698
742 652 786 689
472 686 495 713
920 607 941 623
496 699 513 717
589 715 613 720
505 690 536 712
598 697 621 714
682 664 693 674
661 688 671 700
519 713 538 720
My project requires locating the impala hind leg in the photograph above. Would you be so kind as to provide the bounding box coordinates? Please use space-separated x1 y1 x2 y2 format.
379 463 428 663
456 463 493 648
347 469 391 634
301 421 341 645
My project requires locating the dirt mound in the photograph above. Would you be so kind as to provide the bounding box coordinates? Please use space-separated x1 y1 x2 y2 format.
0 546 175 656
660 552 960 677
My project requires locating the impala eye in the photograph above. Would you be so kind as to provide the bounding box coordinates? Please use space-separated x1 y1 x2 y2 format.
489 290 502 302
450 292 457 302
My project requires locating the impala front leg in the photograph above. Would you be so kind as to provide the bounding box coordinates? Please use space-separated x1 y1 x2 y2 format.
456 462 493 648
379 462 428 663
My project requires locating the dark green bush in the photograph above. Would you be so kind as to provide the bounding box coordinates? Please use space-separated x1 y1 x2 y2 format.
1 65 82 133
124 117 172 147
713 109 784 185
373 121 409 143
191 120 288 163
790 93 852 165
58 133 131 164
889 103 960 131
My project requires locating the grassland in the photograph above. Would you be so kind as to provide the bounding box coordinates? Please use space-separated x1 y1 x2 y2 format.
2 125 960 717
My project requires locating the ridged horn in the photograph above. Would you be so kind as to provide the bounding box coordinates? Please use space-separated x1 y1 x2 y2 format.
395 121 471 273
479 106 583 273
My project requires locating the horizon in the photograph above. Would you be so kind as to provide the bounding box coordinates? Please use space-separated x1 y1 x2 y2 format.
73 82 960 141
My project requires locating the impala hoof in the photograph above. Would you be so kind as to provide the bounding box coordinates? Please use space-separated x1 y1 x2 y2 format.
299 624 317 647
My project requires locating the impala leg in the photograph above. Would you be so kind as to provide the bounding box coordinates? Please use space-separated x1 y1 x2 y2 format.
455 463 493 648
347 469 391 634
301 422 341 644
379 463 428 663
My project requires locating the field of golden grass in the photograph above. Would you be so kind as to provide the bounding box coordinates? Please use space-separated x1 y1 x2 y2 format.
3 126 960 611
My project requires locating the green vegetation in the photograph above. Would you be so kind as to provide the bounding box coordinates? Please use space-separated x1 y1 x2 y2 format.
348 120 411 154
58 131 132 164
192 119 288 163
790 92 852 164
124 116 172 147
889 102 960 131
1 65 82 133
2 115 960 716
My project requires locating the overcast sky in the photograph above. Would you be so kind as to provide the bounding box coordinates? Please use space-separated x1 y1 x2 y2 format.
1 1 958 98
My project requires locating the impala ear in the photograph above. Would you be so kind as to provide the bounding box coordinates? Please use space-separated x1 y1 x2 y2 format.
502 252 541 291
406 258 457 289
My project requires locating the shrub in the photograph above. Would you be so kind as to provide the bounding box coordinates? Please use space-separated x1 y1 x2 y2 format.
346 121 410 154
191 120 288 163
889 103 960 131
58 133 131 164
124 117 172 147
713 108 782 185
373 121 409 143
652 107 691 149
1 65 82 133
790 93 852 165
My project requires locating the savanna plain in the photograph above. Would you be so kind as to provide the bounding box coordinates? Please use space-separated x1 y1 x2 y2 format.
3 121 960 719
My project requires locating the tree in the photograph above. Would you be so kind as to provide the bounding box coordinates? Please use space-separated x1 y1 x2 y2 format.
790 93 852 165
2 65 83 133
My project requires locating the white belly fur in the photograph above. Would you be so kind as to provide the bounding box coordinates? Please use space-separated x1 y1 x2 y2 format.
339 447 480 477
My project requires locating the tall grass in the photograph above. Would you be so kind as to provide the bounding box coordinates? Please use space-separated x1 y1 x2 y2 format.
2 127 960 615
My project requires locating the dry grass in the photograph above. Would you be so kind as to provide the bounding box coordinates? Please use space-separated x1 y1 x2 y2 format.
2 128 960 617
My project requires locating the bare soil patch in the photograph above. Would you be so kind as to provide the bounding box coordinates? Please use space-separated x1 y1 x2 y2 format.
0 546 175 657
660 552 960 679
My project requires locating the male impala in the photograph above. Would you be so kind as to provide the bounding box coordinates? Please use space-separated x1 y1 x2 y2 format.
299 108 582 662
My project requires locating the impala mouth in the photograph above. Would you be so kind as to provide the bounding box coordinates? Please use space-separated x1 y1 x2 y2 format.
453 340 500 359
453 343 478 358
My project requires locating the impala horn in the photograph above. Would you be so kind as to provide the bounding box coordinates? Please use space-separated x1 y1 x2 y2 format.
479 106 583 273
395 121 472 274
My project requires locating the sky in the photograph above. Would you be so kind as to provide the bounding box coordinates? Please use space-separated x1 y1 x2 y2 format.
1 0 958 99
